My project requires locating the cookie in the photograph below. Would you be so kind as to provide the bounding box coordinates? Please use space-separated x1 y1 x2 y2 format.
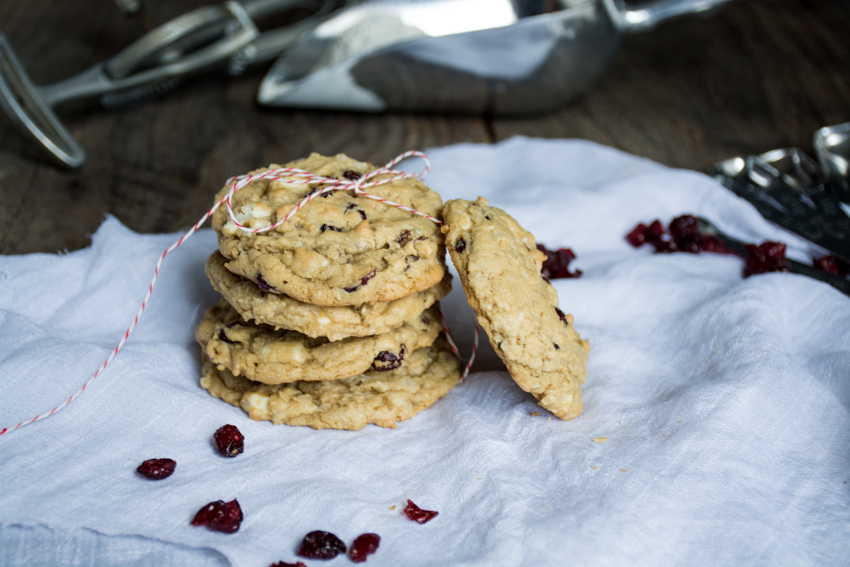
200 337 460 430
195 300 443 384
211 153 447 306
441 197 590 420
205 251 451 341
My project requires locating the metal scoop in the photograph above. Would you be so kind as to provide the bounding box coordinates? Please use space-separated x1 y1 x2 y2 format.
0 0 331 169
257 0 736 114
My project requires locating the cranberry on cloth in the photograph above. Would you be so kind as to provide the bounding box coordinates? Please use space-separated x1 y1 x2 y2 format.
1 138 848 567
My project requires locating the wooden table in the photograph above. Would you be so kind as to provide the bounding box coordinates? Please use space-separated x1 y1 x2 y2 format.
1 0 848 254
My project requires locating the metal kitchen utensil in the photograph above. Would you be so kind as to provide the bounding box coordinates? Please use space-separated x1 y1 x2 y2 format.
0 0 331 169
257 0 736 114
710 147 850 263
696 216 850 297
814 122 850 204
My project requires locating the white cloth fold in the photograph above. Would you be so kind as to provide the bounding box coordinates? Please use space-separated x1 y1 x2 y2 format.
1 138 848 567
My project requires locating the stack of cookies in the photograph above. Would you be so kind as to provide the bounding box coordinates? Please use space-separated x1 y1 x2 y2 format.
195 153 461 430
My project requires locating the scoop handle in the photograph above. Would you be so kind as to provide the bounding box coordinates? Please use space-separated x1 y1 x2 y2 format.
0 33 85 169
608 0 736 33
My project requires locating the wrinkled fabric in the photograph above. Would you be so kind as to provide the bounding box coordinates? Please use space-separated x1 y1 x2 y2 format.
1 137 848 567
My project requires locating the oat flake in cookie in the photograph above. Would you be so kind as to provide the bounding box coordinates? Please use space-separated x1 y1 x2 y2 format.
205 251 451 341
441 197 590 420
211 153 447 307
200 337 461 430
195 300 443 384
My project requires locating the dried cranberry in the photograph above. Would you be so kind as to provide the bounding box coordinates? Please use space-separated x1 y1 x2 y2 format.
344 269 376 292
256 273 277 293
454 238 466 253
421 314 430 326
625 223 649 247
269 562 306 567
349 533 380 563
628 215 740 258
668 215 702 253
214 424 244 457
396 229 411 245
744 242 790 277
646 219 677 253
647 219 666 241
137 458 176 480
320 224 343 233
537 244 582 279
297 531 346 559
342 170 362 181
554 343 560 350
191 499 243 533
404 499 438 524
813 254 850 277
372 345 406 371
626 219 676 252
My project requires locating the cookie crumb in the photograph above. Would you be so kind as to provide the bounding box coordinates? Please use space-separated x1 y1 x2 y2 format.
531 412 540 416
621 469 628 473
389 505 396 510
591 466 598 470
592 437 607 443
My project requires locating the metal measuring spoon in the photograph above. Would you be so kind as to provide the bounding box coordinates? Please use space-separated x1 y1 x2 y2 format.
696 216 850 297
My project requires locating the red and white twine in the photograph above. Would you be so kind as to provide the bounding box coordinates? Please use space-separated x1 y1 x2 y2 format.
1 151 476 436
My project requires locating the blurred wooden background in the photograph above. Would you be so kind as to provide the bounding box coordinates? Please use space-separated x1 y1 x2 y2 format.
0 0 847 254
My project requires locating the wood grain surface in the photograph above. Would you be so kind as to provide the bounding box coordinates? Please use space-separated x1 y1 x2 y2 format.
0 0 847 254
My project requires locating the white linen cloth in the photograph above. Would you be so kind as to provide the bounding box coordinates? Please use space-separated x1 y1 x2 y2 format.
1 137 848 567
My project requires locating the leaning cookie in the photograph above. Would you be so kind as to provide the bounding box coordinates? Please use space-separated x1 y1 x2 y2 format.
195 300 443 384
206 251 451 341
441 197 590 420
200 337 460 430
211 153 446 306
